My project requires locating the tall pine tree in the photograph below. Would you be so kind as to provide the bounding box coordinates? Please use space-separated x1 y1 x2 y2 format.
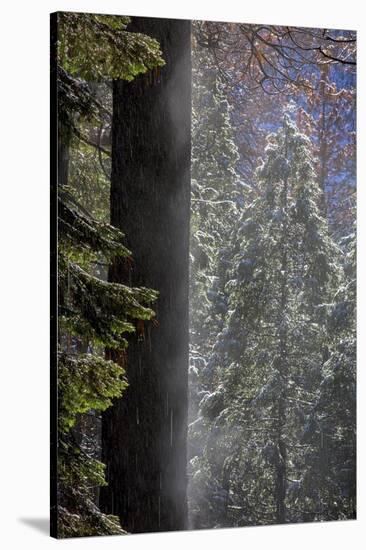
188 43 243 529
194 115 343 527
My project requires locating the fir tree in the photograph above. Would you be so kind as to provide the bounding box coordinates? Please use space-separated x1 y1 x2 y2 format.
195 115 343 527
299 224 356 520
57 188 158 537
53 12 163 537
190 46 241 358
188 44 243 529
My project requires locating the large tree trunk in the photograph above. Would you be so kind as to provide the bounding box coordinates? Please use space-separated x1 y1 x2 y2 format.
100 18 191 533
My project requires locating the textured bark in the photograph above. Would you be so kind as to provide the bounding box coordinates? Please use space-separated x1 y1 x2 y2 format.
101 18 191 533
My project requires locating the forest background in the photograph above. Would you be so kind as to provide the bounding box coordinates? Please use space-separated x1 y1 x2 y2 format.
52 9 356 537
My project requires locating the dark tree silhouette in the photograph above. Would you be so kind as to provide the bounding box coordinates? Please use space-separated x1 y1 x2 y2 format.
100 17 191 533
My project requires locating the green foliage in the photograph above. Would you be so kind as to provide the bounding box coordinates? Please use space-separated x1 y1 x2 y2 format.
59 188 130 260
58 441 125 537
190 46 241 361
220 117 343 525
58 353 128 432
58 189 157 349
58 505 124 538
188 45 244 528
68 141 111 222
58 12 165 82
189 115 355 528
300 227 356 519
59 254 157 349
56 12 161 537
58 188 157 537
57 352 129 537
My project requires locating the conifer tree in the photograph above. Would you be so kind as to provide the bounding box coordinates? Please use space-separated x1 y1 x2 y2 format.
190 46 241 361
188 44 243 529
296 65 356 239
299 224 356 520
194 115 342 527
57 189 157 536
52 12 163 537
